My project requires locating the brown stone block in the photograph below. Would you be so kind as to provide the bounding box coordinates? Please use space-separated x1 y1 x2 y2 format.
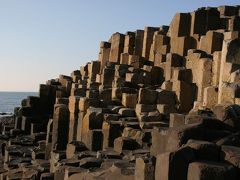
109 33 125 62
157 104 176 115
142 26 159 59
170 36 197 56
87 61 100 75
154 53 166 66
168 13 191 37
82 130 103 151
150 128 169 156
102 67 115 87
120 53 129 65
79 97 99 112
169 113 185 127
129 55 145 69
171 67 192 83
68 96 81 114
138 88 158 105
70 88 86 97
165 53 183 80
114 137 141 153
203 86 218 109
135 157 154 180
68 112 79 142
99 41 111 72
219 83 240 104
157 89 176 106
188 161 236 180
124 31 135 54
102 121 121 149
187 139 220 161
52 104 69 150
221 145 240 177
224 31 239 40
155 147 195 180
190 9 207 36
122 93 137 108
218 6 239 17
166 123 203 152
134 30 144 56
199 31 223 54
212 51 222 86
161 81 173 91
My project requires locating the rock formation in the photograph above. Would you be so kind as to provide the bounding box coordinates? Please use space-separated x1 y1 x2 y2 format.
1 5 240 180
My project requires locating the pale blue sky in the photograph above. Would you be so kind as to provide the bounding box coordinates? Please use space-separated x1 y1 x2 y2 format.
0 0 239 92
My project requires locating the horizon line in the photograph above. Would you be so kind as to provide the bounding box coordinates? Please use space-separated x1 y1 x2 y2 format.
0 91 38 93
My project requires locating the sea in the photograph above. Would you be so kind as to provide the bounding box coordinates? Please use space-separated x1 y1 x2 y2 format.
0 92 38 115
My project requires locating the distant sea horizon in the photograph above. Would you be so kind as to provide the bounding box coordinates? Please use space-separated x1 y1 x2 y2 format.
0 91 38 114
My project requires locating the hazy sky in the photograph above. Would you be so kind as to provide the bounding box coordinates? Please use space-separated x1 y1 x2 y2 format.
0 0 239 92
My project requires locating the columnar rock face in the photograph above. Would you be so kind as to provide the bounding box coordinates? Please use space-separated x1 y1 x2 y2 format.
1 5 240 180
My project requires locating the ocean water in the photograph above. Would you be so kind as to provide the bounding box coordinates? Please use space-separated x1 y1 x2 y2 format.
0 92 38 114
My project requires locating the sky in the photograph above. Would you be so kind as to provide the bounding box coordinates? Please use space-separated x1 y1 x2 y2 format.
0 0 239 92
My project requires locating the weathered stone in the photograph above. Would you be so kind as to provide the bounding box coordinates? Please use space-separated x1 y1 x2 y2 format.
109 33 125 63
52 104 69 150
157 89 176 106
203 86 218 109
170 36 196 56
122 93 138 108
83 130 103 151
150 128 169 156
186 139 220 161
216 133 240 147
188 161 236 180
190 8 207 36
171 67 192 83
102 121 123 149
166 123 203 152
81 109 104 138
120 53 129 65
155 147 195 180
218 6 239 16
212 51 222 86
142 27 159 59
118 108 136 117
114 137 141 153
221 145 240 172
134 30 144 56
219 83 240 104
66 141 88 159
88 61 100 75
124 31 135 54
79 157 103 168
128 55 143 69
149 33 170 62
157 104 176 115
135 157 154 180
169 113 185 127
138 88 157 105
172 80 196 113
168 13 191 37
136 104 157 114
199 31 224 54
165 53 183 81
102 71 114 89
40 173 54 180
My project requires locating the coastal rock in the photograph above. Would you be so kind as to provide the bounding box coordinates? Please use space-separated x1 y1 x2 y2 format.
2 4 240 180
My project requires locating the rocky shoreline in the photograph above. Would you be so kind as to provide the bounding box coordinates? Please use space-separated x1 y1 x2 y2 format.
0 114 14 131
0 112 13 116
1 5 240 180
